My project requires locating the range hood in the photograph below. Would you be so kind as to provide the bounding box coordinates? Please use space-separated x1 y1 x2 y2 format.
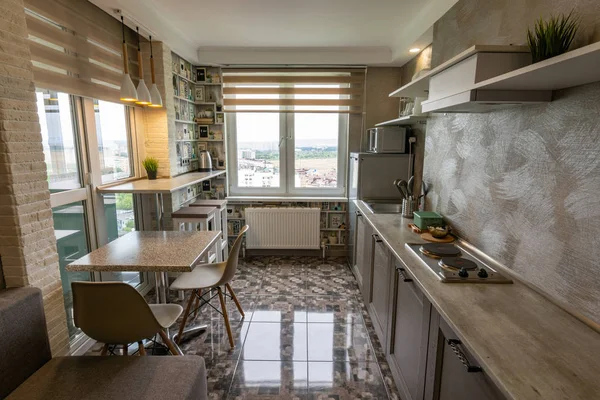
422 89 552 113
421 49 552 113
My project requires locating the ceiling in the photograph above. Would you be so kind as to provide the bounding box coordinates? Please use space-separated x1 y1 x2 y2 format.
90 0 458 66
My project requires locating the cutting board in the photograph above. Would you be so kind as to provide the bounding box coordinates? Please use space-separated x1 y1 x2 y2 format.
420 232 455 243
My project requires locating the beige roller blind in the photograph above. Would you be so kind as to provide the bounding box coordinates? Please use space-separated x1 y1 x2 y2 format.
222 68 366 114
24 0 140 103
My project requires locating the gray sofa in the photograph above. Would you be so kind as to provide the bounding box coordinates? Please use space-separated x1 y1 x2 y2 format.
0 287 208 400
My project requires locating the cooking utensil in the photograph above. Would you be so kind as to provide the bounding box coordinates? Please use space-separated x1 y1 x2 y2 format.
393 179 407 200
397 180 409 199
407 176 414 197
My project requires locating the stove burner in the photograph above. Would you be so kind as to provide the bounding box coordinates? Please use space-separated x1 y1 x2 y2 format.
419 243 461 258
439 257 478 271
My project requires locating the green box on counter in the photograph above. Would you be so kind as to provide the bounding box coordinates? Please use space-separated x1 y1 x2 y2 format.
413 211 443 230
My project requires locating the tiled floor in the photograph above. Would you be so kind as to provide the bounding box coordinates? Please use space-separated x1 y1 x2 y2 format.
89 256 400 400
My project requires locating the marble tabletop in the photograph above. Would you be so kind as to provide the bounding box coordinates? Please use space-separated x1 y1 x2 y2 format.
66 231 220 273
96 170 226 194
355 200 600 400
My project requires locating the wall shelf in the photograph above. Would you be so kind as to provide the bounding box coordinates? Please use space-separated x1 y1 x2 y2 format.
375 115 428 126
389 45 529 98
473 41 600 92
174 119 196 124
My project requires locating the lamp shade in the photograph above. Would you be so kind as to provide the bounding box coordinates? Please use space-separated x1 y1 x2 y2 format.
120 73 138 102
135 79 152 105
148 83 163 107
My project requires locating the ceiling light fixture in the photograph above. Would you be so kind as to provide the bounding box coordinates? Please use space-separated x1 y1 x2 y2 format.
147 35 163 108
119 16 138 102
135 26 152 105
409 48 421 53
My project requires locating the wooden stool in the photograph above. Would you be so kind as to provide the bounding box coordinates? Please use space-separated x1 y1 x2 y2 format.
190 199 228 262
172 206 218 263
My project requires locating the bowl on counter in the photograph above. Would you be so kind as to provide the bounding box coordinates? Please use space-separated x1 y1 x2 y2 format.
428 225 450 238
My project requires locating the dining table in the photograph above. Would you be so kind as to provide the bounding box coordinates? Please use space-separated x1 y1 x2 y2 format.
66 230 221 353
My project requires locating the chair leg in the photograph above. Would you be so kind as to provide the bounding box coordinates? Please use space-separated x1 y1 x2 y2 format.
176 289 196 345
122 344 128 356
138 341 146 356
226 283 245 318
217 287 234 348
100 344 109 356
192 289 202 320
159 330 181 356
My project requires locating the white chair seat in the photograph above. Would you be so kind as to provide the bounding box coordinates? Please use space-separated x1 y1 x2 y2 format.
149 304 183 329
170 262 227 291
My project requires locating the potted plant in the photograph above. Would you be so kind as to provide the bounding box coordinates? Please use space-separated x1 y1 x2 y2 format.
527 10 579 63
328 232 338 245
142 157 159 180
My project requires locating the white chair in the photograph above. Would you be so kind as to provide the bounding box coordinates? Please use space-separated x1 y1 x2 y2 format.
190 199 228 262
170 225 249 348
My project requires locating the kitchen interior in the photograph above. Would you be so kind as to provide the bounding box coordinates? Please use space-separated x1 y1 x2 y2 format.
2 0 600 399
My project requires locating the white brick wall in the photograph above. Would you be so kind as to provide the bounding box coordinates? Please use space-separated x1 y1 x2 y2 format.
0 0 69 356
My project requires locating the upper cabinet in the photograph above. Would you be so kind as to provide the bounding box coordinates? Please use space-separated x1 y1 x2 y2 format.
390 42 600 113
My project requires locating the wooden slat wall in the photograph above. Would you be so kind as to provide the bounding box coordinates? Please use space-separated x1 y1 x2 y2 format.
24 0 140 103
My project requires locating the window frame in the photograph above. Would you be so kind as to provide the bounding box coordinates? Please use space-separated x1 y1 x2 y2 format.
226 112 348 197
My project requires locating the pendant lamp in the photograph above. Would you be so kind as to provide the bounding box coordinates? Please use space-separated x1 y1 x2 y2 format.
147 36 163 108
135 27 152 105
119 16 138 102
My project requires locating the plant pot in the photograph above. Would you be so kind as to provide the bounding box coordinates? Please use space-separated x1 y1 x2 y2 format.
147 170 157 180
328 236 338 245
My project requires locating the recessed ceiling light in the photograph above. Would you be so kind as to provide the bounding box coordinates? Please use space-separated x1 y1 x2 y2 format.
409 48 421 53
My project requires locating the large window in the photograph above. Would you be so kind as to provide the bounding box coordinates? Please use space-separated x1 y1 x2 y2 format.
229 113 347 196
224 69 362 197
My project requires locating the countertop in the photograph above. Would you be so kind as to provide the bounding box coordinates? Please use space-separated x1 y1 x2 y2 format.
355 200 600 400
66 231 220 273
96 171 226 194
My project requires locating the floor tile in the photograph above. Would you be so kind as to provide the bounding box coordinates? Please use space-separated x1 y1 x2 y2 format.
242 322 308 361
231 272 264 295
306 296 363 324
306 274 360 297
228 360 308 400
260 274 307 296
179 319 250 362
307 322 375 363
253 295 308 323
307 361 389 399
206 358 237 400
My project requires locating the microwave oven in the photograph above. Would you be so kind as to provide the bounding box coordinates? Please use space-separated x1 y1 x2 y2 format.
367 127 407 153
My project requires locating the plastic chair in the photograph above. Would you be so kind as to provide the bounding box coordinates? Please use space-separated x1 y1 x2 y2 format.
72 281 183 356
170 225 249 348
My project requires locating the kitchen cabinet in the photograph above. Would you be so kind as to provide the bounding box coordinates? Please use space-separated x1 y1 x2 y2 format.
368 234 393 348
425 310 505 400
353 212 373 304
388 259 431 400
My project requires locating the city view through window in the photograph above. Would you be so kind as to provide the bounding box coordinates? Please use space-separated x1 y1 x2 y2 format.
236 113 340 189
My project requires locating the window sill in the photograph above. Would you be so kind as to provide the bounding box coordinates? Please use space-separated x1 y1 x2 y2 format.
226 196 348 202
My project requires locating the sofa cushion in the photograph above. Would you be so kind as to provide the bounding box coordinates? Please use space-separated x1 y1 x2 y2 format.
7 355 207 400
0 288 52 399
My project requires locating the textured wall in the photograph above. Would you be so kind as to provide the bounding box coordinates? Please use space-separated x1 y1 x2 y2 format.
424 0 600 325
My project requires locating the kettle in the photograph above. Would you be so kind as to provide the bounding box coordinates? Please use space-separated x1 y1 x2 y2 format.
198 150 213 172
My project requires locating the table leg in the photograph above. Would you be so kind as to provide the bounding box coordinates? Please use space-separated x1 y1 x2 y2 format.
154 193 163 230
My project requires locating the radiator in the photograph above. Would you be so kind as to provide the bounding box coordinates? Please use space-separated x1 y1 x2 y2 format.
245 208 321 249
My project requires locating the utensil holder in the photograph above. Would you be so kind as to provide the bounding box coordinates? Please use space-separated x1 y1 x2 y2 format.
402 198 417 218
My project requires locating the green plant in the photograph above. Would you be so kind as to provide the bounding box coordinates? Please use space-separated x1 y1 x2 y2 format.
142 157 159 172
527 10 579 63
142 157 159 179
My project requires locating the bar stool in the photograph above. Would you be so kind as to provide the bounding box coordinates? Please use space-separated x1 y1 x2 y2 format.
171 206 218 264
190 199 228 262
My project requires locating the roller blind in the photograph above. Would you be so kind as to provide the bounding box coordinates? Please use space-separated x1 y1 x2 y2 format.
24 0 139 103
222 68 366 114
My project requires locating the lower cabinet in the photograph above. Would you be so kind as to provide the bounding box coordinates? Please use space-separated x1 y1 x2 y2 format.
368 234 392 349
355 214 374 305
387 259 431 400
425 311 505 400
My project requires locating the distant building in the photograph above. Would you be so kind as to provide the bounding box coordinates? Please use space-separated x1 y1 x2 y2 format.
240 149 256 159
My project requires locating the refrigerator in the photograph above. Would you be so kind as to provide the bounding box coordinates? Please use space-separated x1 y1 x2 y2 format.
347 152 412 267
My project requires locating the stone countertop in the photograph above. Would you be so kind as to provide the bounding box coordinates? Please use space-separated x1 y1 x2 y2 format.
355 200 600 400
66 231 220 273
96 171 226 194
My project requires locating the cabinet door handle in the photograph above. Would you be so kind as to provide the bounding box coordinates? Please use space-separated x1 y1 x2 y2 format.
447 339 482 373
397 268 413 282
372 234 382 243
